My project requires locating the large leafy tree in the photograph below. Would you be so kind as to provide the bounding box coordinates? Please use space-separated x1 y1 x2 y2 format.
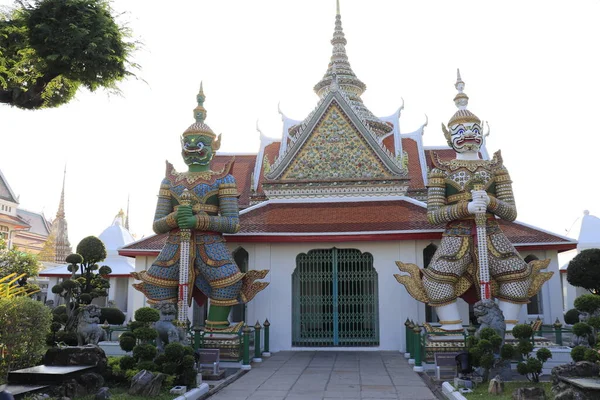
0 0 136 109
567 249 600 295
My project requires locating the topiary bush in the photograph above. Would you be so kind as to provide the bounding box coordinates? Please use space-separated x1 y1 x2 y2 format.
564 309 581 325
571 345 586 362
100 307 126 325
584 349 600 362
573 322 593 337
133 343 156 362
512 323 552 382
574 294 600 314
134 307 160 324
119 355 136 371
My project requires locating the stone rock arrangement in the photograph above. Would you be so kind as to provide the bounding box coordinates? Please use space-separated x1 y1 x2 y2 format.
95 386 111 399
552 361 600 400
488 375 504 395
128 370 166 397
512 386 546 400
44 345 108 373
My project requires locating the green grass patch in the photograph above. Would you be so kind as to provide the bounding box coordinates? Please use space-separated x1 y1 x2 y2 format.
24 386 176 400
463 381 553 400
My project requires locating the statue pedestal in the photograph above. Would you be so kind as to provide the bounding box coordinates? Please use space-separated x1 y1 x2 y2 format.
201 333 241 362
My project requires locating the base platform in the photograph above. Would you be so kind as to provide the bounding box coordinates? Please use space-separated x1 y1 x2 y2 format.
8 365 95 385
201 333 241 362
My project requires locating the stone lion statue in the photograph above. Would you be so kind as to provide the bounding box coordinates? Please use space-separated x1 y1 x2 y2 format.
77 304 107 346
152 301 186 351
474 299 506 340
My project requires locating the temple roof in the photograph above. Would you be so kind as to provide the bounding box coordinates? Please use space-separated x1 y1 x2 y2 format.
119 197 576 256
0 169 18 204
16 209 50 236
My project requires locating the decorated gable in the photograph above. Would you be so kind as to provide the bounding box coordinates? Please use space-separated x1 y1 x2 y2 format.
280 102 393 181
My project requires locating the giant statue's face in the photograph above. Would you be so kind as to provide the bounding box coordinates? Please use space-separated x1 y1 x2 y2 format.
449 121 483 154
181 134 214 166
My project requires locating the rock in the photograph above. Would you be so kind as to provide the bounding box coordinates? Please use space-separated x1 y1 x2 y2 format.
552 362 600 400
129 370 166 397
489 359 513 382
44 345 108 373
551 361 600 385
79 372 105 393
95 387 111 400
62 378 87 399
512 387 546 400
489 375 504 395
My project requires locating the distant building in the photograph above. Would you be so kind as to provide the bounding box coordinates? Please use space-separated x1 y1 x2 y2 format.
560 210 600 312
39 169 72 263
0 169 30 249
13 209 51 254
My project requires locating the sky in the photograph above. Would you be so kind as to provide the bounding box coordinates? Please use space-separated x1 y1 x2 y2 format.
1 0 599 249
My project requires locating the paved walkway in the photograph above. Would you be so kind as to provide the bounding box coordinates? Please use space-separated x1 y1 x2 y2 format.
208 351 439 400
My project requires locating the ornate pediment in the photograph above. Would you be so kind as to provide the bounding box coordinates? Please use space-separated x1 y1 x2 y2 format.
280 103 392 181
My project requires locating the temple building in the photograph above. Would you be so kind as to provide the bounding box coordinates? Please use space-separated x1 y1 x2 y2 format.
121 5 576 351
0 168 50 253
39 169 73 264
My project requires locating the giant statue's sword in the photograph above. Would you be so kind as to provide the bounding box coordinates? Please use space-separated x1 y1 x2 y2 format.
177 189 193 326
473 183 491 300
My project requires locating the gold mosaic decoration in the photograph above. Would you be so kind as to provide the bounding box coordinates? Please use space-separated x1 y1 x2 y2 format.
281 104 392 180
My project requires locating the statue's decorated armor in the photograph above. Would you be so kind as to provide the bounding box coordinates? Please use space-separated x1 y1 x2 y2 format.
395 71 552 329
422 151 548 306
132 84 268 328
133 160 267 307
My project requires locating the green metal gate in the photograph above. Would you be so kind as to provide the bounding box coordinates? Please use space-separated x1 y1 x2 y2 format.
292 248 379 347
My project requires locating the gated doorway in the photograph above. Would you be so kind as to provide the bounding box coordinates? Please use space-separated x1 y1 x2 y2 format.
292 248 379 347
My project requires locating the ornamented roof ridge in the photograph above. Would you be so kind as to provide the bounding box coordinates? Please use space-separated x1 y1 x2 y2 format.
313 1 366 99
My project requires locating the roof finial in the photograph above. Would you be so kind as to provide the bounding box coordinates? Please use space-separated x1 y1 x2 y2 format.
194 81 207 123
313 1 366 99
125 194 130 231
57 164 66 219
336 0 340 16
453 68 469 110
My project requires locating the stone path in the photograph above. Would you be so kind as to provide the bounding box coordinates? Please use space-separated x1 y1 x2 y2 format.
207 351 439 400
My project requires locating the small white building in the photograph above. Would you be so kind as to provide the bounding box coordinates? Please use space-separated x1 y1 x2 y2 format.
40 212 136 321
560 210 600 311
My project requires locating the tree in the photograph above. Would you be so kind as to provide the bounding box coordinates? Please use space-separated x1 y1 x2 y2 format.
51 236 111 331
0 238 41 296
0 0 137 109
567 249 600 294
511 324 552 383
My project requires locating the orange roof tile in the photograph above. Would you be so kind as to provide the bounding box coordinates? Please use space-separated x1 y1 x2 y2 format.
120 199 575 256
402 138 425 190
212 155 256 208
257 142 281 193
382 135 395 154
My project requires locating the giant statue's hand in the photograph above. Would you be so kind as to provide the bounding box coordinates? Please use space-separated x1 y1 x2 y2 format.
468 190 490 214
176 205 196 229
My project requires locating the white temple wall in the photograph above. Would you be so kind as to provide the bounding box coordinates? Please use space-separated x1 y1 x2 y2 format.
227 239 433 352
125 240 565 350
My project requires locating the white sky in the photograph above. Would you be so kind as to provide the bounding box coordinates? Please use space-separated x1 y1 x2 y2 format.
1 0 598 248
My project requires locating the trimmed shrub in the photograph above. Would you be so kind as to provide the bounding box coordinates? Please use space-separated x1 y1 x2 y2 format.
119 355 136 371
584 349 600 362
133 327 158 342
119 335 136 352
55 330 78 346
573 322 593 337
100 307 126 325
136 360 159 372
0 297 52 381
564 308 581 325
133 343 156 362
134 307 160 324
574 294 600 314
571 345 586 362
164 342 185 360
